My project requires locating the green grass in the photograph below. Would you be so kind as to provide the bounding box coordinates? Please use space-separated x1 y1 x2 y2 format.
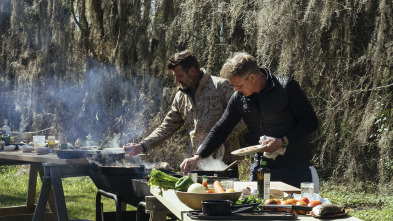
0 165 136 220
319 181 393 221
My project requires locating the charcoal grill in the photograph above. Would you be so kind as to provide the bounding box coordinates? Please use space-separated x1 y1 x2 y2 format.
79 151 151 221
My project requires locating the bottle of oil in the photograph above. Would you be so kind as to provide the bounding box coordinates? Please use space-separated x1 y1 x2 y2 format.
257 160 270 199
2 119 11 135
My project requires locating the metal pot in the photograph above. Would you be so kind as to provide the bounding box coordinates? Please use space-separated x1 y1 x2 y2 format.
193 169 238 180
10 132 34 142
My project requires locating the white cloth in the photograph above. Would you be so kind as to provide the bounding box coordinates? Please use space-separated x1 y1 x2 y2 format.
309 166 320 193
259 135 286 160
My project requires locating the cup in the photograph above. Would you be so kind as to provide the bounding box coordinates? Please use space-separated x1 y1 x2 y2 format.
301 182 314 201
33 136 46 148
48 136 56 149
220 180 234 190
187 173 198 183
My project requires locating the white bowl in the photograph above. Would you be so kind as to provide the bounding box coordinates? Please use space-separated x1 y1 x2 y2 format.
35 147 49 155
20 145 34 153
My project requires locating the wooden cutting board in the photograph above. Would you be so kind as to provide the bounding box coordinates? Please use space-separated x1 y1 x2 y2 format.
234 181 300 196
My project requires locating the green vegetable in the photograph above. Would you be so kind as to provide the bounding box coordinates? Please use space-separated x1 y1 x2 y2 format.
175 176 194 192
148 169 180 195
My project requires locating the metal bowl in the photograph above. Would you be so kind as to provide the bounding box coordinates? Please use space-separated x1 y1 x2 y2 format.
20 145 34 153
174 190 242 210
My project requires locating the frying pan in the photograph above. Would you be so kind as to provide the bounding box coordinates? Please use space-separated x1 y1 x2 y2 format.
99 164 145 176
202 200 260 215
57 150 125 165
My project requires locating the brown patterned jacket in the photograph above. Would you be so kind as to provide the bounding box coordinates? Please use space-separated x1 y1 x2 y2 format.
141 69 244 164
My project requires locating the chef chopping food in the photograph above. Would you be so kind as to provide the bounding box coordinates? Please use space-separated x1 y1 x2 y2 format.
123 50 245 173
180 52 319 188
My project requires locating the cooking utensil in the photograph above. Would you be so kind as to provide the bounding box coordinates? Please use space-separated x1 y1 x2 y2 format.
261 204 314 211
202 200 260 215
99 165 144 176
187 210 298 220
20 123 28 133
192 169 237 178
223 160 238 171
231 145 267 156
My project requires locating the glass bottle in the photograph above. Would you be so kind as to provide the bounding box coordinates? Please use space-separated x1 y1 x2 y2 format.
202 175 208 188
257 160 271 199
2 119 11 135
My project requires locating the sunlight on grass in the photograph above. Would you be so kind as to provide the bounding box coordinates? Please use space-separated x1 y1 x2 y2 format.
0 165 136 220
320 181 393 221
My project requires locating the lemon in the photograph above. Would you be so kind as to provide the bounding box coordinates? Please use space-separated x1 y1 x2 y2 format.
226 188 235 193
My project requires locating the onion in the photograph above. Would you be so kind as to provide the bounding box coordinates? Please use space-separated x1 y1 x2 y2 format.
187 183 206 193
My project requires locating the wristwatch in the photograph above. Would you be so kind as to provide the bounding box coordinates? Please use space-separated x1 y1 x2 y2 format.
281 137 287 148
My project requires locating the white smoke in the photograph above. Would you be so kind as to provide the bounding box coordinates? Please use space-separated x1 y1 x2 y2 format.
197 155 228 171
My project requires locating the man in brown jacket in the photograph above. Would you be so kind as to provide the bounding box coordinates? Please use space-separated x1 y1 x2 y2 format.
123 50 244 168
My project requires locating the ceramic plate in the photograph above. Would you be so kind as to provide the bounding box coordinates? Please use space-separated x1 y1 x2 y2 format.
231 145 267 156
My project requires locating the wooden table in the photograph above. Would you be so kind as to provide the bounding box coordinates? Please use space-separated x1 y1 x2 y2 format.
146 182 363 221
0 150 89 221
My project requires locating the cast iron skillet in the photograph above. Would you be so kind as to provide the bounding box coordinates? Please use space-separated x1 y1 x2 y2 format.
202 200 260 216
99 164 145 176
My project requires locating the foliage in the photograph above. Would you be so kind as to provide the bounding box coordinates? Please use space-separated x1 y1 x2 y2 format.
320 181 393 221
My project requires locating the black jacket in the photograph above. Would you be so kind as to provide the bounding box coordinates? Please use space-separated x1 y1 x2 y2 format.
196 68 318 168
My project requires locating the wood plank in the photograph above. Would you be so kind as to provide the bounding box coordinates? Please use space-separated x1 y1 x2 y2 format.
234 181 301 195
0 151 88 165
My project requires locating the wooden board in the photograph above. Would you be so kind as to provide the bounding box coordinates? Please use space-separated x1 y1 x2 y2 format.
234 181 300 196
0 150 89 165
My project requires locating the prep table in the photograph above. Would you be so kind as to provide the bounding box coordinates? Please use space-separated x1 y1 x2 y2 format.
146 182 363 221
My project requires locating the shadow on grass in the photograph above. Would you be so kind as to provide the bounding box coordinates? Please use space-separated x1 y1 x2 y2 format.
0 193 27 206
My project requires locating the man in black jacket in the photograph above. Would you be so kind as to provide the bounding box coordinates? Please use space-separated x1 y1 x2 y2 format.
180 52 318 188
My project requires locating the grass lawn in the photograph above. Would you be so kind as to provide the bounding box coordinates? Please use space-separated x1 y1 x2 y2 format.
320 182 393 221
1 165 391 220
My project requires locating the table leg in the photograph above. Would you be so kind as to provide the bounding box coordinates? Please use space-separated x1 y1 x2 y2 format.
50 166 69 221
38 165 56 212
32 173 52 221
26 164 38 211
145 196 170 221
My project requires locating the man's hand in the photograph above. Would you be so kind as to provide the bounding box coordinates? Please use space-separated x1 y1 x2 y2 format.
180 155 202 175
260 136 289 153
123 143 143 156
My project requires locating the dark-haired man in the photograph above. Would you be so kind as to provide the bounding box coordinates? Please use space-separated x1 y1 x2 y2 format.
180 52 318 188
124 50 244 169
